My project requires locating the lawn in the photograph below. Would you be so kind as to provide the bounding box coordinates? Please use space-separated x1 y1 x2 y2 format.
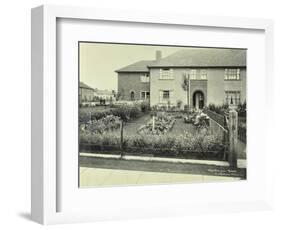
123 113 151 135
169 117 196 136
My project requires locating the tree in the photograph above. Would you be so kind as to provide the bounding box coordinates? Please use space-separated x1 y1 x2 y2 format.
115 88 125 101
182 72 190 110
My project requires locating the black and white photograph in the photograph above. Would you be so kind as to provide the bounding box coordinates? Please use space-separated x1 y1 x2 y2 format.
78 42 247 187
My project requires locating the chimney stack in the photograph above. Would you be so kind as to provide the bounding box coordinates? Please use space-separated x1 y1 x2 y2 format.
156 50 162 61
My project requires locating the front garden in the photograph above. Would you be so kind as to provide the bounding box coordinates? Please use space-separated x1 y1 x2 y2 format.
79 102 226 160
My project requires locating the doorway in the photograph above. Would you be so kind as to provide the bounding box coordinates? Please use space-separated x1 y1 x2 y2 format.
193 91 204 109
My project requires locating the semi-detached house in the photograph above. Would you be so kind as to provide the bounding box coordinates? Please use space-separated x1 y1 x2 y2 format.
115 48 246 109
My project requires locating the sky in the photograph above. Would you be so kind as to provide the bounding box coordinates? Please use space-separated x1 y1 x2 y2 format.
79 42 182 91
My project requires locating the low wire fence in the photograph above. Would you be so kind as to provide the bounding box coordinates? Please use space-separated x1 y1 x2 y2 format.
205 109 246 144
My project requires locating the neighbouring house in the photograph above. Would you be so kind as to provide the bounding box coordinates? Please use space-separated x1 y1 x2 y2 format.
79 82 97 103
96 89 115 101
115 48 246 109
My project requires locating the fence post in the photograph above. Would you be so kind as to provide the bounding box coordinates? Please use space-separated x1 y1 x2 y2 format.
120 120 124 155
228 108 238 167
223 116 228 161
152 115 155 131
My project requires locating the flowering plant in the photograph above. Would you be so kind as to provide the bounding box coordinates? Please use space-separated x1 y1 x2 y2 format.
138 114 175 135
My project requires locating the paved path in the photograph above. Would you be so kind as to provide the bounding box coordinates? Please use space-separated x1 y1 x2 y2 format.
79 167 241 188
79 153 246 188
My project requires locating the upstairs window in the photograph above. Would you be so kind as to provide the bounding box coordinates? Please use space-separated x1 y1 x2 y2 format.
200 69 207 80
140 74 150 83
225 69 240 80
190 69 197 79
160 68 174 79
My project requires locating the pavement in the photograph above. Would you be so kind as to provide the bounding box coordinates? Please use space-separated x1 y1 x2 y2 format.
79 167 241 188
79 153 245 188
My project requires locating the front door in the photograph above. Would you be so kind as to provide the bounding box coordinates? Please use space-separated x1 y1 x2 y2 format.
193 91 204 109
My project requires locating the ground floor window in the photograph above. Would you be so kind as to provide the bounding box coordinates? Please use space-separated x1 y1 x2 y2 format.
140 91 150 100
130 91 135 100
159 90 174 104
225 91 240 105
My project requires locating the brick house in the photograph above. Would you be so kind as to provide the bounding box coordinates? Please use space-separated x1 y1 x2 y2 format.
116 48 246 109
79 82 97 103
96 89 115 101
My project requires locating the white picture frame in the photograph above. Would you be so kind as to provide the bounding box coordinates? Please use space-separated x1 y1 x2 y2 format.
31 5 274 225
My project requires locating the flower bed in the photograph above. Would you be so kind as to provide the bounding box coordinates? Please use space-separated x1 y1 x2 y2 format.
184 110 210 129
82 115 120 134
137 114 176 135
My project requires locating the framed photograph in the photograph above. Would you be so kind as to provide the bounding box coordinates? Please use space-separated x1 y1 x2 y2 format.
31 5 274 225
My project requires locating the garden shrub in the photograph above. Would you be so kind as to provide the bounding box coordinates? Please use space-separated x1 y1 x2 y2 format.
80 103 144 125
80 129 224 156
140 101 150 113
87 115 120 134
80 131 120 150
111 104 142 121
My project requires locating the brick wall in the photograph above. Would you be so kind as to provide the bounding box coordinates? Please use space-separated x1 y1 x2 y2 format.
117 72 150 100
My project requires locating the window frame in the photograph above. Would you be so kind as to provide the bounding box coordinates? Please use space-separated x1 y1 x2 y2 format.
190 69 197 80
225 90 241 105
159 90 174 104
140 73 150 83
200 69 207 80
140 91 150 100
159 68 174 80
162 90 170 99
224 68 240 80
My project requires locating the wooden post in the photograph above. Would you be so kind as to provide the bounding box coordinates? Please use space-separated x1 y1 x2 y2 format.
152 116 155 131
223 116 228 161
120 120 124 153
228 108 238 167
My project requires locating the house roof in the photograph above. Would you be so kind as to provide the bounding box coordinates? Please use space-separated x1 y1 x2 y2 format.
96 89 113 95
115 48 246 73
80 82 94 90
115 60 156 73
148 48 246 68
